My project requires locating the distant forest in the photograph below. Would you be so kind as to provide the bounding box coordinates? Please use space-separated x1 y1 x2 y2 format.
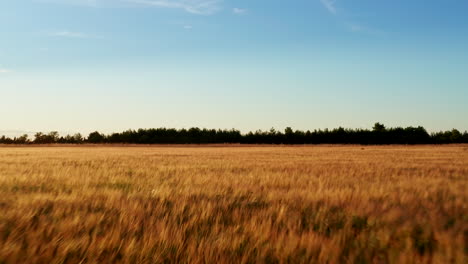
1 123 467 145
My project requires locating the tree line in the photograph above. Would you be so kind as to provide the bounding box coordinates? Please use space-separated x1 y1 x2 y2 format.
1 123 467 145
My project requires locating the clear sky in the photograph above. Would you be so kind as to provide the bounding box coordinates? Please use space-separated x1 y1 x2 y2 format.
1 0 467 135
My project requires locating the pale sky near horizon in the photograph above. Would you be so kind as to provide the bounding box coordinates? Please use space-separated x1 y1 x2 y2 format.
1 0 467 135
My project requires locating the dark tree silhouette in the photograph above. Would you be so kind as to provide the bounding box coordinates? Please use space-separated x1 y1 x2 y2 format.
1 123 467 145
88 131 105 143
373 122 386 132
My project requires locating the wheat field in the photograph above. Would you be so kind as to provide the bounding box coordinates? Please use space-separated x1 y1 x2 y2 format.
0 145 466 263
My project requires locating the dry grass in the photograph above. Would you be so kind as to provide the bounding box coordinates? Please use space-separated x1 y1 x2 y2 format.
0 145 467 263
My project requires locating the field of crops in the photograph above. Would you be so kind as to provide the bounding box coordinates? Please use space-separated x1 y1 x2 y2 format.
0 145 466 263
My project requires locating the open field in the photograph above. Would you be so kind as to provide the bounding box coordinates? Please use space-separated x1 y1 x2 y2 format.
0 145 467 263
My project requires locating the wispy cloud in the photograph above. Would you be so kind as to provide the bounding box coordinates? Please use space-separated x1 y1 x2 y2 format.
35 0 102 7
348 23 363 32
232 8 247 15
320 0 336 15
0 68 11 74
37 0 223 15
320 0 384 36
127 0 222 15
183 25 193 29
50 31 88 38
48 31 101 39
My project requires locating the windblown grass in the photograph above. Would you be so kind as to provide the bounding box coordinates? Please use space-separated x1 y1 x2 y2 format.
0 145 466 263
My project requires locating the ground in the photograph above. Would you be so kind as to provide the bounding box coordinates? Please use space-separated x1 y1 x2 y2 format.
0 145 467 263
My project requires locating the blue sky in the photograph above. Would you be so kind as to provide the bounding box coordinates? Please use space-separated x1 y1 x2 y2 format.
1 0 467 135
